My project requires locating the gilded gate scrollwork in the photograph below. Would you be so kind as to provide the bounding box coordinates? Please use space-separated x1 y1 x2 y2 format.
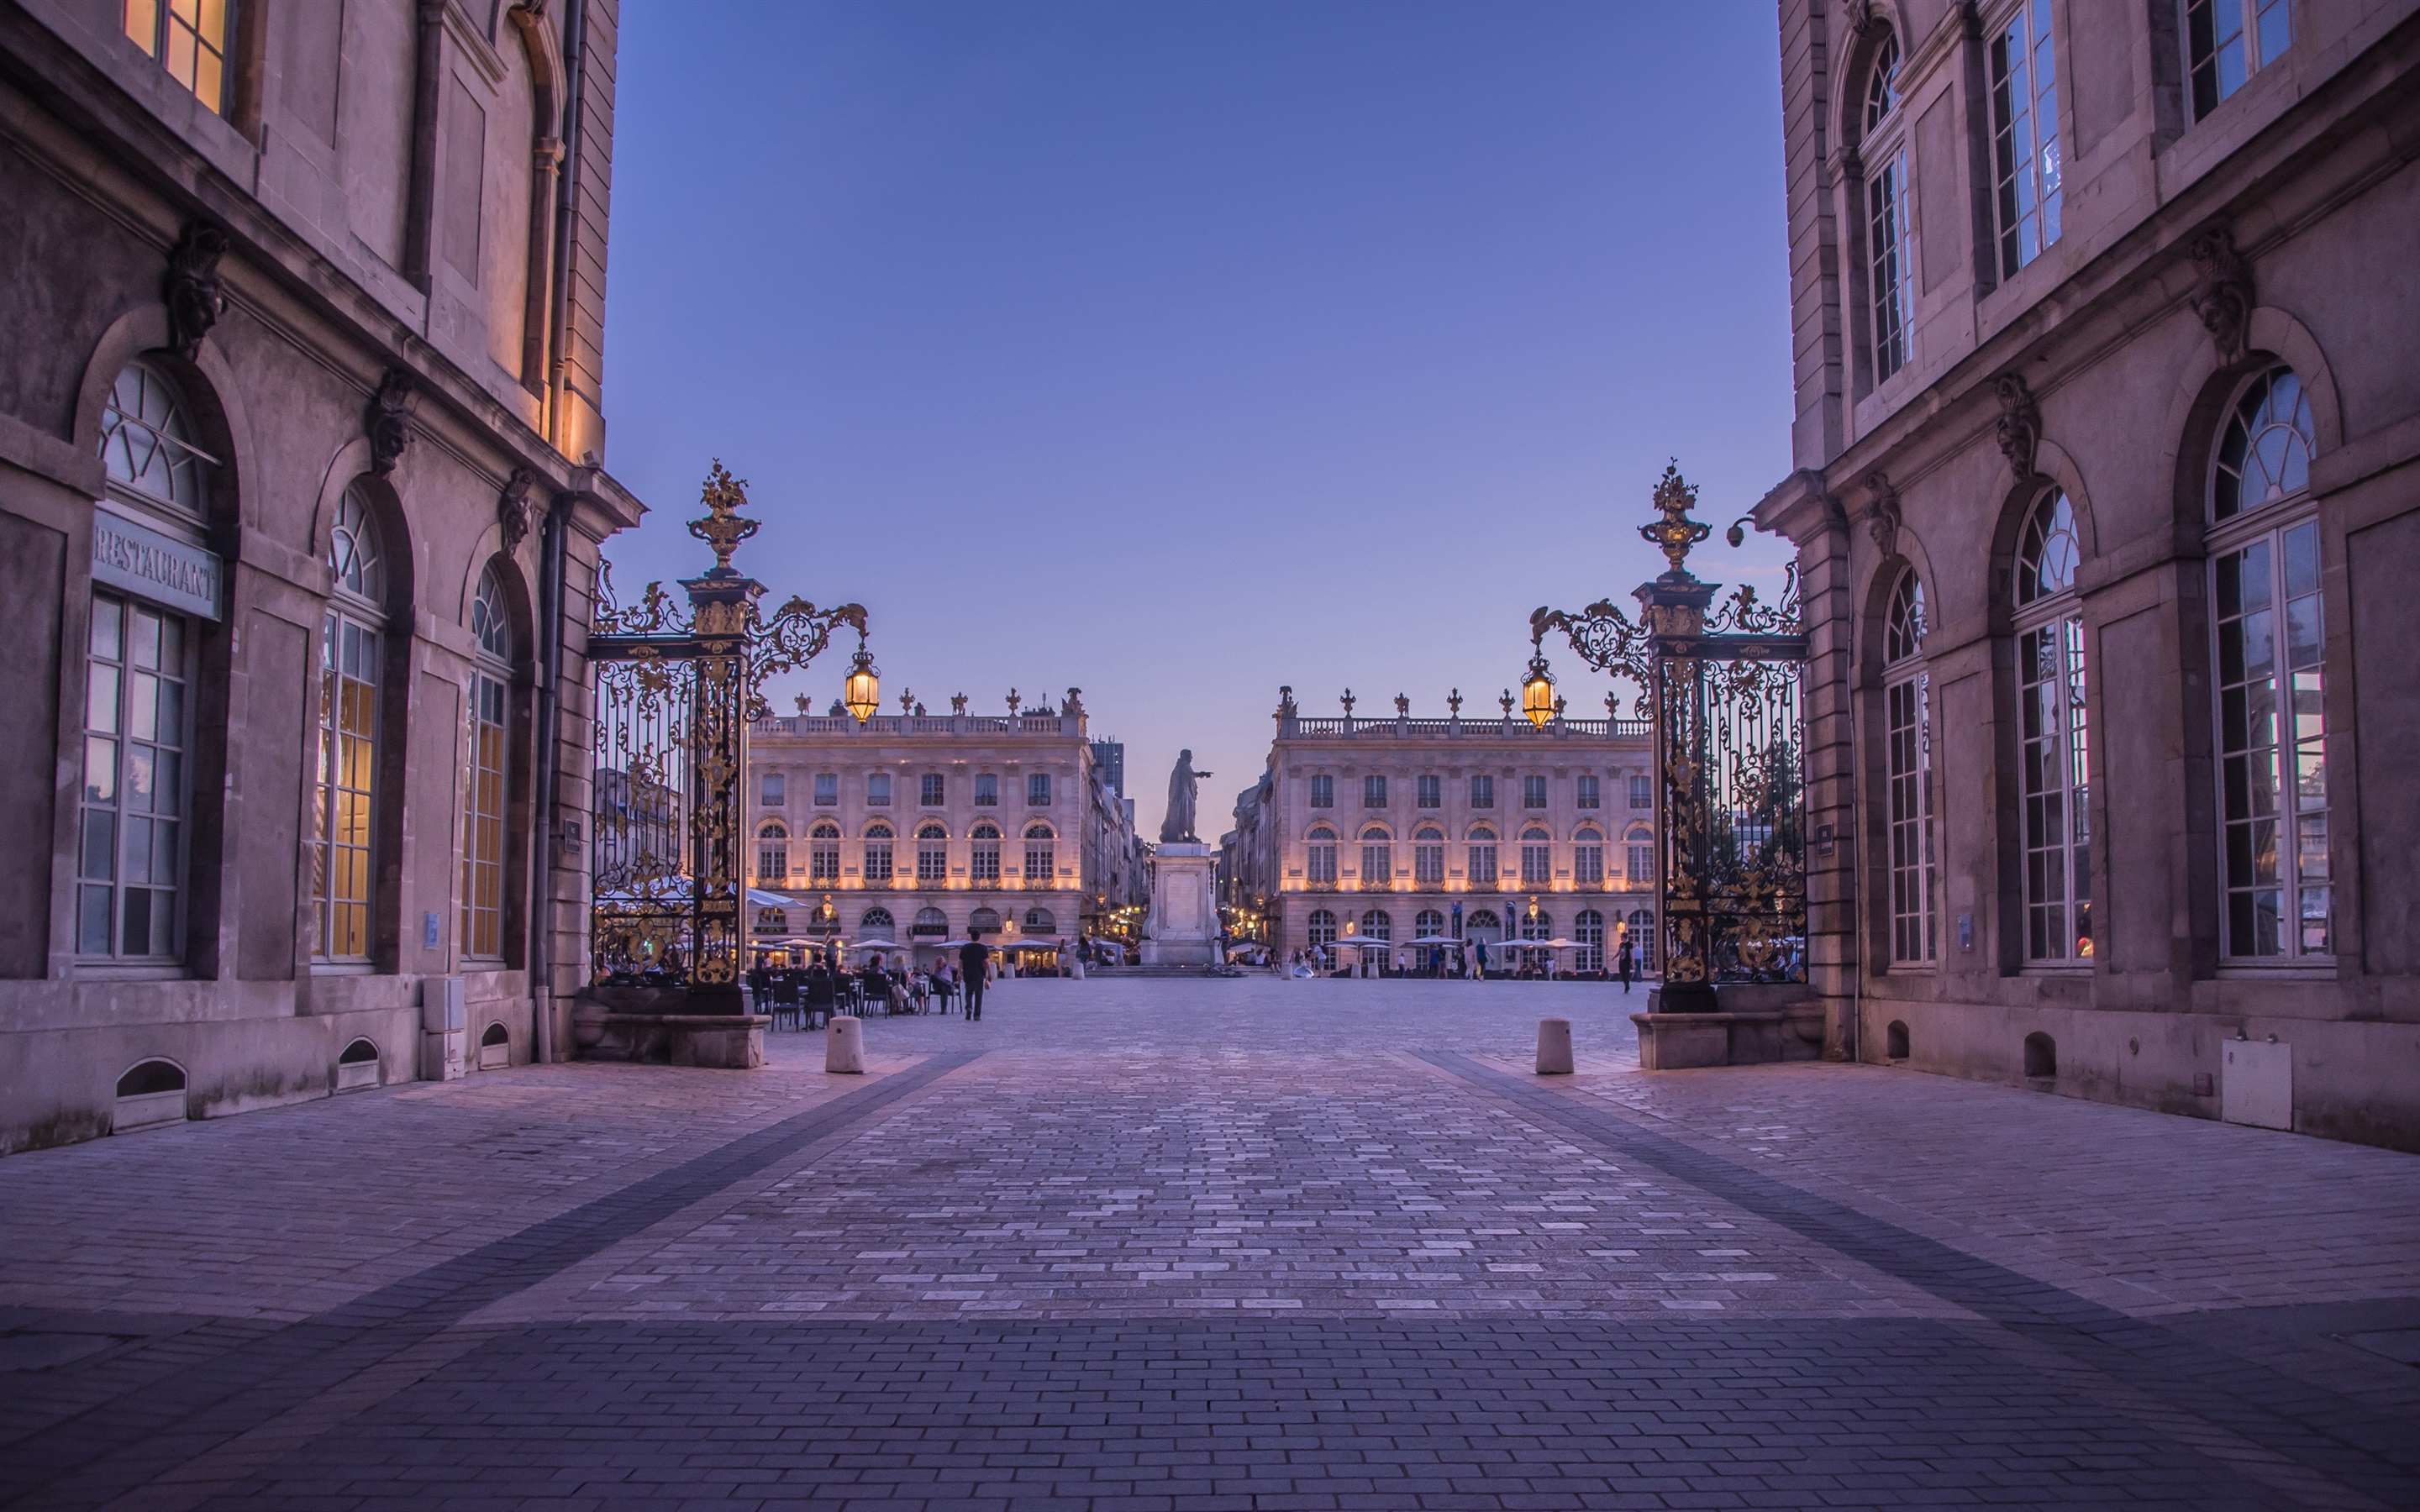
1535 464 1807 1011
587 462 867 1009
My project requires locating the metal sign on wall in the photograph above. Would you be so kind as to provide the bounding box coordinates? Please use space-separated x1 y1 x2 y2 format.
91 506 221 620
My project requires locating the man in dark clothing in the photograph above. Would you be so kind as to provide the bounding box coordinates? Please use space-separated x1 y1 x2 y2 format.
959 939 989 1021
1618 937 1635 993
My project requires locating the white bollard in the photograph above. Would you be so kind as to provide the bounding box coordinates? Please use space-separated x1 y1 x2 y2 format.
1536 1017 1574 1075
825 1014 865 1074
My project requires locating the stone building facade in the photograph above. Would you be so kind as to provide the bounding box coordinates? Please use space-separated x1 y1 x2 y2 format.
745 694 1149 969
1224 690 1655 971
0 0 641 1152
1758 0 2420 1146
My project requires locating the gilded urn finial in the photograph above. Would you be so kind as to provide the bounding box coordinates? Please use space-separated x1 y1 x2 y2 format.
1639 462 1711 578
689 459 760 573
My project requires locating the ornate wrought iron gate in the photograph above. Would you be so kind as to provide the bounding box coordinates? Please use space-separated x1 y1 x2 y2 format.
587 465 865 1011
1535 465 1808 1011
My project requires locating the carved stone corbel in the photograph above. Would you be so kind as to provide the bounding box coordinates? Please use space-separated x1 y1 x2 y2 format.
1841 0 1886 44
497 465 537 551
163 222 228 360
2188 228 2254 368
1864 470 1902 559
366 369 413 477
1994 372 2042 484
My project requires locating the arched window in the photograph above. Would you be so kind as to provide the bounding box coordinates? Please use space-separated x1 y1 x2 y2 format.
757 821 789 884
810 820 842 884
971 820 1002 885
1573 826 1604 885
970 906 1001 936
1307 825 1338 885
2012 491 2090 963
1863 32 1911 382
1465 908 1502 943
1884 566 1935 965
1467 825 1498 885
860 906 894 937
1575 909 1606 973
310 486 387 963
1305 908 1337 948
913 906 948 936
1864 33 1901 132
865 821 894 887
1414 908 1445 940
1519 824 1552 885
1358 910 1392 943
1023 822 1056 885
81 366 208 961
1025 907 1055 934
101 360 208 513
1359 825 1391 890
1413 825 1444 885
2213 366 2314 522
2208 366 2327 958
916 821 949 883
1625 824 1653 885
461 565 513 960
1624 907 1657 969
1519 906 1553 943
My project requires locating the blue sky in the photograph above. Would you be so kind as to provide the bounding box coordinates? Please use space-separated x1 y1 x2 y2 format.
601 1 1794 832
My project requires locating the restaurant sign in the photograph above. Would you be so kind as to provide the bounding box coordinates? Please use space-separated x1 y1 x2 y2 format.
91 507 222 620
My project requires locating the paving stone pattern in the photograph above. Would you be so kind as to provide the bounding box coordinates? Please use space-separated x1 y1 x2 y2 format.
1 978 2416 1510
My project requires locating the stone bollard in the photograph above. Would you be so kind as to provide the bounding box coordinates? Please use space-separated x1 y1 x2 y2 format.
825 1014 865 1074
1536 1017 1574 1075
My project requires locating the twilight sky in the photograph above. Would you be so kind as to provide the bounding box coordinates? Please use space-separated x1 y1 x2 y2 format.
600 1 1795 834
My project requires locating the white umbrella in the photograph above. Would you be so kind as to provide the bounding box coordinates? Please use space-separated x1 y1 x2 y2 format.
1408 935 1458 946
846 937 902 952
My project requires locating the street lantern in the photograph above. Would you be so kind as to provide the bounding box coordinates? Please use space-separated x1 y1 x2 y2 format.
843 634 881 723
1520 644 1555 728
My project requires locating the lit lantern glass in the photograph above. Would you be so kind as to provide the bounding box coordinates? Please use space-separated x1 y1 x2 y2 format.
843 642 881 723
1520 651 1555 728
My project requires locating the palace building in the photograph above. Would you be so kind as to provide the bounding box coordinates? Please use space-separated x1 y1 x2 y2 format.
1222 690 1655 972
744 692 1149 969
1758 1 2420 1146
0 1 640 1150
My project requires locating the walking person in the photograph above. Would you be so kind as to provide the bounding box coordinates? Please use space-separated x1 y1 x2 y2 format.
1618 935 1635 994
960 938 989 1021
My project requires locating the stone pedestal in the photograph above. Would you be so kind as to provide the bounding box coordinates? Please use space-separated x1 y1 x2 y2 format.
571 995 767 1068
1632 986 1825 1069
1140 842 1219 968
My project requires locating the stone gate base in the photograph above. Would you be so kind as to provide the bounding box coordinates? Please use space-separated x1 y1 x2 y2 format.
571 995 766 1069
1633 985 1825 1070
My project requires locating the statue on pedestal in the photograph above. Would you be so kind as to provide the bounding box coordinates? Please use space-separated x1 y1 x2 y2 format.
1159 748 1213 844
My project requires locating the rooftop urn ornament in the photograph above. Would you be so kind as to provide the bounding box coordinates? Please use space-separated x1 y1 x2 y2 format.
1006 689 1021 717
1500 689 1515 718
1394 693 1410 718
842 632 881 723
898 689 915 716
1340 689 1355 718
795 694 811 714
689 460 760 574
951 693 968 714
1448 689 1463 717
1639 462 1712 579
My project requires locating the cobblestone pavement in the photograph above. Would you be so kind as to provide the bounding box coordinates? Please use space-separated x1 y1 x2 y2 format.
3 979 2417 1510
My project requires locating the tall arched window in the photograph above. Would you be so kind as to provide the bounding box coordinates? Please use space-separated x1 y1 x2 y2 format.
1306 825 1337 885
1575 909 1605 973
1414 908 1444 940
2208 365 2326 958
756 821 789 884
1519 825 1552 885
1884 567 1935 964
1359 825 1391 890
969 820 1002 885
1466 908 1502 943
1305 909 1337 949
1574 827 1604 886
1413 825 1445 885
809 820 842 884
864 821 895 887
1467 825 1499 886
916 821 949 883
1023 822 1056 885
1358 909 1392 943
860 906 895 937
2013 491 2090 962
1624 907 1657 969
316 486 387 962
1862 33 1912 383
81 363 207 960
460 566 513 960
